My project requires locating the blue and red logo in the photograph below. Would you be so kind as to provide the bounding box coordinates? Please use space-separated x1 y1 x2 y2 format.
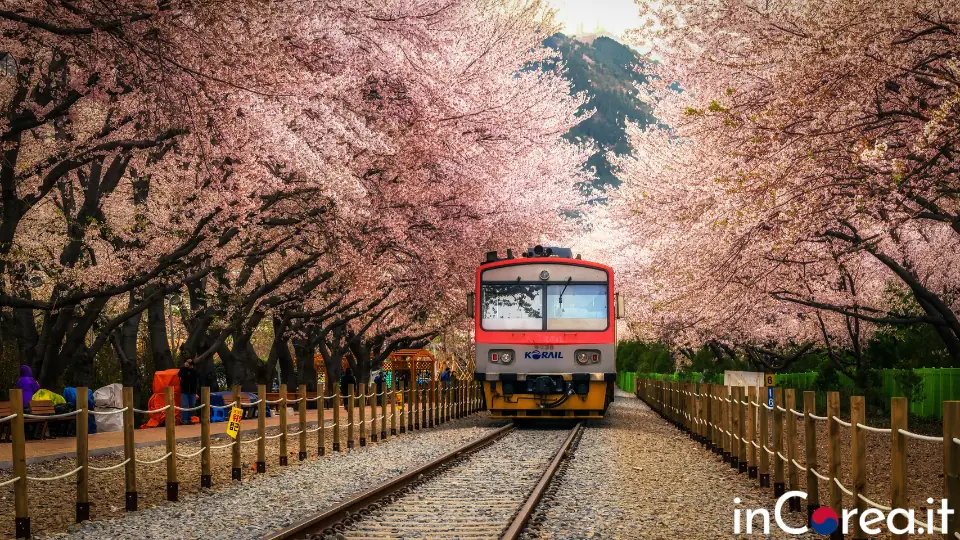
811 507 839 535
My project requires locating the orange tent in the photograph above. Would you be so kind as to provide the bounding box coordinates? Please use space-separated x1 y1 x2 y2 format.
139 369 184 429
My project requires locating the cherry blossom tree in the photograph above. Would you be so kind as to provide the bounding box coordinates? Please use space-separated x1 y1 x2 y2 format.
610 0 960 375
0 0 588 393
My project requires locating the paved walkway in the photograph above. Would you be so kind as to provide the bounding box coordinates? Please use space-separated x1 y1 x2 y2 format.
0 403 386 467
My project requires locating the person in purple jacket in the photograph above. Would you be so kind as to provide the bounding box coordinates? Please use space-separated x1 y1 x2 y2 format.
15 365 40 409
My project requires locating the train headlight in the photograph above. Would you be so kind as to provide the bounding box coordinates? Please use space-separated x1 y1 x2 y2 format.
575 350 601 365
489 349 515 364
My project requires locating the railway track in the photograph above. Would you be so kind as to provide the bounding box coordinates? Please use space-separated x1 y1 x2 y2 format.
266 422 583 540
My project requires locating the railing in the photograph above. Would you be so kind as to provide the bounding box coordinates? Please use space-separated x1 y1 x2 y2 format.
1 380 483 539
624 368 960 418
634 378 960 539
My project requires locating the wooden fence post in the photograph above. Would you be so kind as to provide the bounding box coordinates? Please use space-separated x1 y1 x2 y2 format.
759 386 770 488
723 386 732 464
850 395 866 539
715 384 722 454
399 382 406 434
890 397 907 539
738 387 748 473
827 391 842 537
730 386 740 471
164 386 178 501
748 386 757 479
701 385 708 447
122 386 138 510
333 388 341 451
705 384 714 451
381 383 388 440
371 382 379 443
298 384 308 459
257 384 266 473
804 391 819 524
423 382 429 427
200 387 212 488
11 390 29 538
76 386 89 522
231 386 241 481
390 382 398 436
785 389 800 510
279 383 289 465
443 383 449 423
943 401 960 539
318 381 326 456
428 380 435 428
693 384 700 442
347 387 355 450
359 382 367 447
419 381 425 428
773 387 784 497
410 382 417 430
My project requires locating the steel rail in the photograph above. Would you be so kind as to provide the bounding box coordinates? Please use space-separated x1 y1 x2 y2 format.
502 422 583 540
264 423 515 540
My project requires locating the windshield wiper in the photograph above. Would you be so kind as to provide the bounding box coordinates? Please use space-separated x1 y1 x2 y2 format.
557 277 572 306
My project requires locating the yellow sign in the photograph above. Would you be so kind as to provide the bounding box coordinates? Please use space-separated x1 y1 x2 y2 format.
226 407 243 439
765 373 776 387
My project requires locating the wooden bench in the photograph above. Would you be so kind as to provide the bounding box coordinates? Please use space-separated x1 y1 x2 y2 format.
0 401 11 443
27 400 56 440
0 399 57 441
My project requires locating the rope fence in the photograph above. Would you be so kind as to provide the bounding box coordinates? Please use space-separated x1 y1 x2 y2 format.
1 380 483 538
634 377 960 537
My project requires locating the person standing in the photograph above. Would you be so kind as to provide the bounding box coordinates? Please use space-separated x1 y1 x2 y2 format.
440 366 452 387
178 357 200 424
340 368 357 403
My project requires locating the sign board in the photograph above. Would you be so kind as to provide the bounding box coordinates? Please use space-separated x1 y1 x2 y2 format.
764 373 776 387
767 387 775 409
226 407 243 439
723 370 763 387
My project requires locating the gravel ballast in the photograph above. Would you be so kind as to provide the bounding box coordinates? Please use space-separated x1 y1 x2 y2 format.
14 413 496 539
528 391 816 539
343 427 570 538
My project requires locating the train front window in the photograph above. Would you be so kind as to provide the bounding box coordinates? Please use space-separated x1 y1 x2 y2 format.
480 284 543 330
546 284 608 330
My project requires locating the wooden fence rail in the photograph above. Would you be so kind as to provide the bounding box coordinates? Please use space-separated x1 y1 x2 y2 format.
0 381 482 538
635 378 960 539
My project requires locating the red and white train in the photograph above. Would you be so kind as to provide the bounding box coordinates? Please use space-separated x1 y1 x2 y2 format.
469 246 622 419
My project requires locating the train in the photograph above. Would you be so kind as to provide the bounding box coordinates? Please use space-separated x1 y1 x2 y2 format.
469 246 623 419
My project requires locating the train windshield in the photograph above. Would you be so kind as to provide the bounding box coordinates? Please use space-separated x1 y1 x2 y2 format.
546 284 608 330
480 284 543 330
480 283 608 331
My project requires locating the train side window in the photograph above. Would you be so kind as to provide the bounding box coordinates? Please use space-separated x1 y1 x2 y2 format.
467 292 475 318
616 292 625 319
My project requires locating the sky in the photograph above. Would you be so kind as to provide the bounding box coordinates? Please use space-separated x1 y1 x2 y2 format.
547 0 643 37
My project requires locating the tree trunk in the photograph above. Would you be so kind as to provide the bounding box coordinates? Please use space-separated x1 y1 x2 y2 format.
147 295 174 371
112 305 143 404
294 337 317 391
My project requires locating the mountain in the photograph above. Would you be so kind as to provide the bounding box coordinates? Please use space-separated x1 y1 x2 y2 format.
543 33 654 194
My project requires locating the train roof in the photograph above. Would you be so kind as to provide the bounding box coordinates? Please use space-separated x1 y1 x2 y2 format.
477 256 613 273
